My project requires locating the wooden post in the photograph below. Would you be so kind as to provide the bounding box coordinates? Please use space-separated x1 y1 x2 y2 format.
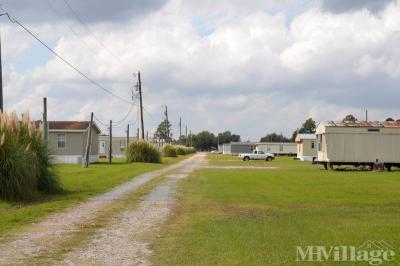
126 124 129 150
43 97 48 141
83 112 93 167
0 33 3 113
109 120 112 164
138 71 145 139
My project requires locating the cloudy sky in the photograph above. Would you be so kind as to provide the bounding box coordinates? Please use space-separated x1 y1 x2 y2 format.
1 0 400 140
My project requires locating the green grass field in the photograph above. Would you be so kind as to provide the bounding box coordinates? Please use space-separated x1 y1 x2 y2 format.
152 155 400 265
0 156 188 235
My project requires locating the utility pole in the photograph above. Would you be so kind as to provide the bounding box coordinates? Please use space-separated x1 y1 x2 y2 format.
164 105 169 143
185 125 188 146
0 33 3 113
137 71 145 139
366 109 368 122
83 112 93 168
137 127 139 139
189 130 192 147
146 130 148 141
126 124 129 150
43 97 48 141
109 120 112 164
179 117 182 139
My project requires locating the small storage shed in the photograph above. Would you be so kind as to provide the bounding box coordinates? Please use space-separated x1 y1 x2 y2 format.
222 142 255 155
255 142 297 156
316 121 400 170
295 134 316 161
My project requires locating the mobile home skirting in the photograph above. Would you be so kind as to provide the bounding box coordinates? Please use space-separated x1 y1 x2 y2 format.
51 155 99 164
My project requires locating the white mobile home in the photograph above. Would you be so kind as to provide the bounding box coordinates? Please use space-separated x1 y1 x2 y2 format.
295 134 316 161
255 142 297 156
315 121 400 170
222 142 255 155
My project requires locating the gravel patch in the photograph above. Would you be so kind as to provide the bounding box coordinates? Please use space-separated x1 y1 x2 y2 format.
62 153 206 265
0 155 200 265
204 165 279 169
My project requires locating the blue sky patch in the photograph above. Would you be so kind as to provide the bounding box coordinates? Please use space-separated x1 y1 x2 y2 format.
14 38 58 74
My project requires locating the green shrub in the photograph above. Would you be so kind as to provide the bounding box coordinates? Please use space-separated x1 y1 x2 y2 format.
0 111 61 200
162 144 177 157
126 140 161 163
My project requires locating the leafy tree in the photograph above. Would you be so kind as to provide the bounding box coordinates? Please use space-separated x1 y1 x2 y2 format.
298 118 316 133
291 129 299 142
154 119 172 143
217 131 241 144
343 114 357 122
193 131 217 150
386 117 395 121
260 133 291 142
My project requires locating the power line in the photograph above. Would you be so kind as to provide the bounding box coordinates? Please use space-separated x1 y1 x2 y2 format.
0 10 133 105
112 96 138 126
93 94 138 129
62 0 126 67
44 0 94 53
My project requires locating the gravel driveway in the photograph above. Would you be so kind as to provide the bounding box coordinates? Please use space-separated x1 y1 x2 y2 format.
0 153 205 265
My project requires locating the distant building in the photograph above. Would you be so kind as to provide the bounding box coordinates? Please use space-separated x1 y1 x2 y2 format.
316 121 400 170
99 135 138 158
295 134 316 161
36 121 100 164
222 142 255 155
255 142 297 156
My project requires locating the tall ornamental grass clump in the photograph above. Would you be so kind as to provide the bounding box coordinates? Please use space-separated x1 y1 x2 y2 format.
161 144 178 157
126 140 161 163
176 145 187 155
185 147 196 154
0 111 61 200
175 145 196 155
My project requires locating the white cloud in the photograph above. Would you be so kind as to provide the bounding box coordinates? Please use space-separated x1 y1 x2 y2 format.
2 0 400 141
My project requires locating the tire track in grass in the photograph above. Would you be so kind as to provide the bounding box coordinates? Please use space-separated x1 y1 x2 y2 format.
0 155 199 265
61 153 206 265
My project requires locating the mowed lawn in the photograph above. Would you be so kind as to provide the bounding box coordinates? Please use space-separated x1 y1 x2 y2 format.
152 155 400 265
0 156 188 235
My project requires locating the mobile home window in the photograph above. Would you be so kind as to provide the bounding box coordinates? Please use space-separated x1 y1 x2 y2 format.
367 128 380 132
57 134 66 149
279 144 283 152
120 140 126 150
311 141 315 149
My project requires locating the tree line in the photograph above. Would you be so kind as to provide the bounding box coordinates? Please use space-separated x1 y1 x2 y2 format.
153 119 241 150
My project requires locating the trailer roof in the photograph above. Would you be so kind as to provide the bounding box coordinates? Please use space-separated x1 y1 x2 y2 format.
320 121 400 128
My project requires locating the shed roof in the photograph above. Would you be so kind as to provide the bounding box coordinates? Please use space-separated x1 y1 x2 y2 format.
320 121 400 128
295 133 316 143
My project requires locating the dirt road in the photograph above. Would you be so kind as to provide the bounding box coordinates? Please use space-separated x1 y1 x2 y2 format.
0 153 205 265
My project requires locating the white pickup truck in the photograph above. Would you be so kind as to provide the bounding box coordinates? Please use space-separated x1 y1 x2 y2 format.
239 150 275 161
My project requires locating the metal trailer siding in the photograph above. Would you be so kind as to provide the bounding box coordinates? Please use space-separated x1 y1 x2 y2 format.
297 139 316 159
223 143 231 154
231 144 252 154
256 143 297 155
316 124 400 163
